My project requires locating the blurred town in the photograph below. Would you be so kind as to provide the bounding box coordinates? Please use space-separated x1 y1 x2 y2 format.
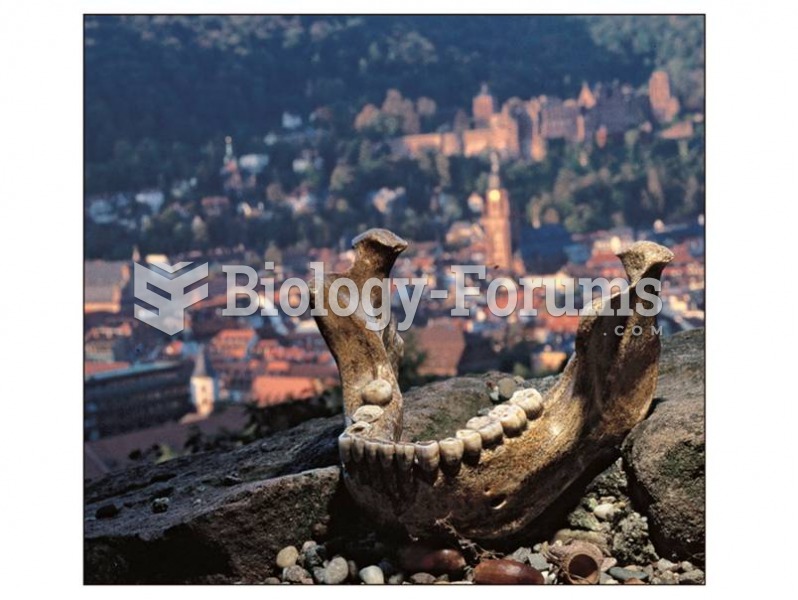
85 19 704 478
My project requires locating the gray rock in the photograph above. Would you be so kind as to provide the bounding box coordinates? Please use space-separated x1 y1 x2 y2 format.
276 546 299 569
84 331 704 585
302 543 325 569
322 557 349 584
680 560 695 572
608 566 649 582
599 572 616 584
679 569 705 585
656 558 678 572
282 565 311 583
409 572 437 584
508 547 531 564
388 573 405 584
264 577 281 584
359 565 385 584
528 553 550 571
622 329 705 565
652 570 680 585
85 416 346 584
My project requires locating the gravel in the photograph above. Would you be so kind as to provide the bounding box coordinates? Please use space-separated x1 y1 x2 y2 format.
322 556 349 584
359 565 385 584
276 545 299 569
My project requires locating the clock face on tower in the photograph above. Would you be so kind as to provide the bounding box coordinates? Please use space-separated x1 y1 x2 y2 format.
488 189 501 202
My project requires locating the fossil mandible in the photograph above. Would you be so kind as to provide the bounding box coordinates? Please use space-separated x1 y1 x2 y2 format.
310 228 673 542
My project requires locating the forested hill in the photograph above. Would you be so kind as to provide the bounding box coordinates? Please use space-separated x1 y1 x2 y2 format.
85 15 703 189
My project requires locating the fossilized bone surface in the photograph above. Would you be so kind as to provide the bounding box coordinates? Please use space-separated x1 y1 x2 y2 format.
311 228 673 542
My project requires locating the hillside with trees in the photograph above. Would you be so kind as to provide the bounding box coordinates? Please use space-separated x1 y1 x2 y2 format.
84 15 704 259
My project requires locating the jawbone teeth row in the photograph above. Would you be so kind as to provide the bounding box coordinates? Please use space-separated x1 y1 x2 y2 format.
339 387 544 473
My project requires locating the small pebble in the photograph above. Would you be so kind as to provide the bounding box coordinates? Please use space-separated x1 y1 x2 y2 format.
276 546 299 569
264 577 281 584
528 553 550 571
679 569 705 585
609 566 649 582
508 547 531 564
322 556 349 584
652 571 680 585
410 572 436 584
282 565 311 583
593 503 616 521
679 561 695 573
359 565 385 584
302 543 325 569
600 572 616 584
388 573 404 585
656 558 678 572
151 497 169 513
601 557 617 572
625 578 646 585
347 560 358 581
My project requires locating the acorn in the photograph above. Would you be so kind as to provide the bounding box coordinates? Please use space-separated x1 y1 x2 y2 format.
473 559 544 584
398 544 466 576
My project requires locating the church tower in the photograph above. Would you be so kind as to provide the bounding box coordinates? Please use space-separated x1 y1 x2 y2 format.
190 346 217 418
472 84 496 128
481 152 513 271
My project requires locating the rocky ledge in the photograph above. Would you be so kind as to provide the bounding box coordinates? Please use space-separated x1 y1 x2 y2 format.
85 329 705 584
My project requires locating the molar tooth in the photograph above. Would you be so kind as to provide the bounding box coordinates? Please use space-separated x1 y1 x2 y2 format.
360 378 394 406
352 404 384 424
466 416 504 447
377 441 396 468
395 442 416 471
456 429 483 457
438 437 464 467
414 441 440 472
489 404 527 437
509 388 544 420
